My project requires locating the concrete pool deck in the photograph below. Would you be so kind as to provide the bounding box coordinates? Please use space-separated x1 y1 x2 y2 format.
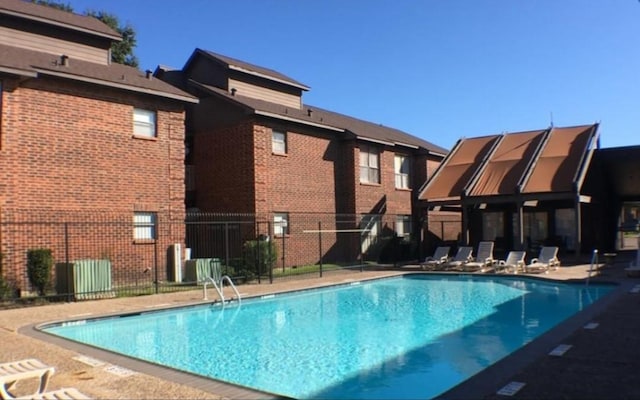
0 257 638 399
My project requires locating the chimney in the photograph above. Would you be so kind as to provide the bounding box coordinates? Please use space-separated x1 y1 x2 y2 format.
230 88 237 96
60 55 69 67
146 70 153 79
307 108 313 117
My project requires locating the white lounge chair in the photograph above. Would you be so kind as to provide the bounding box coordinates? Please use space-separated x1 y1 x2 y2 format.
0 359 54 399
440 246 474 270
463 241 495 272
497 251 526 274
420 246 450 270
525 246 560 274
6 387 90 400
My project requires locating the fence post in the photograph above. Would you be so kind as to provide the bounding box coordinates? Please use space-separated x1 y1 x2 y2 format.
318 221 323 278
268 220 273 284
153 233 159 294
64 222 71 302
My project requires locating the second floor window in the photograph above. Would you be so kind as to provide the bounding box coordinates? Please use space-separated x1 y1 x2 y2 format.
272 130 287 154
395 155 410 189
359 145 380 184
133 108 156 138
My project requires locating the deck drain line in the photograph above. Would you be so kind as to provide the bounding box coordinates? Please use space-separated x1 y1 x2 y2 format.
497 381 526 396
584 322 600 330
549 344 573 356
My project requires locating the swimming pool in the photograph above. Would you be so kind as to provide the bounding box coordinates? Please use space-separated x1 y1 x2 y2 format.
42 274 613 399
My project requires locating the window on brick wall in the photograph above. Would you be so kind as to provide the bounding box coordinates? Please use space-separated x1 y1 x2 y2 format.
359 145 380 184
396 215 412 242
274 212 289 236
133 108 156 138
134 212 157 240
394 154 411 189
272 130 287 154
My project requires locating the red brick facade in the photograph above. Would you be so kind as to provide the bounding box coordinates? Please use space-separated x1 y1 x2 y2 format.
0 77 188 293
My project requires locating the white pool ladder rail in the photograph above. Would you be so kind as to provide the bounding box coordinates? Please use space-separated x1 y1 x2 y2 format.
202 275 241 305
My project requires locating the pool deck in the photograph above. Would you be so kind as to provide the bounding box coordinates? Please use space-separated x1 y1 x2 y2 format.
1 256 639 399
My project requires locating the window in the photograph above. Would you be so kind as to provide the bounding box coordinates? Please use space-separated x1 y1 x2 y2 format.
274 212 289 236
359 145 380 184
394 155 410 189
396 215 411 241
272 130 286 154
134 212 156 240
133 108 156 137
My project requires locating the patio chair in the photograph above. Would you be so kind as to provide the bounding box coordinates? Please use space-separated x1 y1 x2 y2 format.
525 246 560 274
439 246 474 271
0 359 54 399
496 251 526 274
463 241 495 272
420 246 450 270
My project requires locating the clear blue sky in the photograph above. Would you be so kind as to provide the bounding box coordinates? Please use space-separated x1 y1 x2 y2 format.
68 0 640 150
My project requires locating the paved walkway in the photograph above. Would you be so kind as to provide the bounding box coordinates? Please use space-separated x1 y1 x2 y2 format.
0 257 637 399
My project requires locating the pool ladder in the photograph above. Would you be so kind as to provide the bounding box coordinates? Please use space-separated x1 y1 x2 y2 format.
202 276 242 306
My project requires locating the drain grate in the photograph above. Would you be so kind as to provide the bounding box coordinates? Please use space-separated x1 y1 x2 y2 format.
549 344 573 356
497 381 526 396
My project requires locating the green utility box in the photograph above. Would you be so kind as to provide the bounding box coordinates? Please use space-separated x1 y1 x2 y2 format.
56 259 113 300
184 258 221 283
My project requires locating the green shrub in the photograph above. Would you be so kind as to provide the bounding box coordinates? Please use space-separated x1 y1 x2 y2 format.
27 248 53 296
242 239 277 277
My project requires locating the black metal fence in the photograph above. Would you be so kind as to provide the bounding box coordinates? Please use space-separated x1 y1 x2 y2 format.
0 211 450 308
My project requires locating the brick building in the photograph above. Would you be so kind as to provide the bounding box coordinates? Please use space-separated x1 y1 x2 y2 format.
156 49 447 266
0 0 197 294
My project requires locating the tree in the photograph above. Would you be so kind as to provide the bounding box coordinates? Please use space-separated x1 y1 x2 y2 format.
28 1 139 67
85 10 139 67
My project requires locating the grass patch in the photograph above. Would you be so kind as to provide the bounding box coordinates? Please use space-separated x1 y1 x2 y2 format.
272 264 343 277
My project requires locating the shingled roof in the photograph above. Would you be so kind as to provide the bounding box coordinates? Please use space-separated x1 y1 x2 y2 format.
186 49 310 91
0 0 120 40
192 81 448 155
0 44 197 103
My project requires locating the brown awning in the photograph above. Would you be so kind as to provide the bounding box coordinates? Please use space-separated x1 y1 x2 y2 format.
521 125 596 194
419 135 500 202
468 130 546 197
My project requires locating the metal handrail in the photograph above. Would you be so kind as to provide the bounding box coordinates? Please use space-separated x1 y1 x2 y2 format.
202 275 241 305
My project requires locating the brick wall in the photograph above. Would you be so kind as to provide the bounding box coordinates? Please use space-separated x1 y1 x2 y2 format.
0 77 187 293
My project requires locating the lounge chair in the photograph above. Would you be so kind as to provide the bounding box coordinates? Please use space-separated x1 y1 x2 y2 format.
439 246 474 270
462 241 495 272
5 387 91 400
420 246 450 270
0 359 54 399
496 251 526 274
525 246 560 274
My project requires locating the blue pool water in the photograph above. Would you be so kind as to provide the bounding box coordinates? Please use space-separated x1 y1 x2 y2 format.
43 275 613 399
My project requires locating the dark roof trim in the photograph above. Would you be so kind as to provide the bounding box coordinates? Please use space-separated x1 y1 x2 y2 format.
0 4 120 41
227 64 310 91
0 65 37 77
35 68 199 103
255 110 345 132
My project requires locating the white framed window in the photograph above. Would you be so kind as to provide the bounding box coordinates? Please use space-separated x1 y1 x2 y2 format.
359 145 380 184
394 154 410 189
396 215 411 241
133 108 156 137
134 212 156 240
272 130 287 154
274 212 289 236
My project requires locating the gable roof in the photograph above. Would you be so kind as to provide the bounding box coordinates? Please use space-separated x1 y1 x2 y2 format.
192 81 448 155
0 0 120 40
0 44 197 103
419 123 599 204
185 49 310 91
